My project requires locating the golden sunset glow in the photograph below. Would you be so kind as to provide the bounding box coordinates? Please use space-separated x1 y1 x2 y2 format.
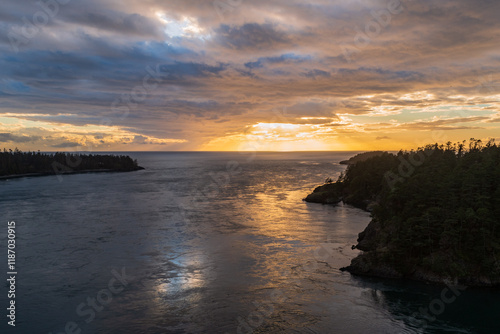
1 1 499 151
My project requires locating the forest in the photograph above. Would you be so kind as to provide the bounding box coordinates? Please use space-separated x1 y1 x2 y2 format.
306 139 500 285
0 148 143 177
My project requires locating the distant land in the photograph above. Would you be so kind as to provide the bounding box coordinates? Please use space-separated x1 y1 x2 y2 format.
0 149 144 180
306 139 500 286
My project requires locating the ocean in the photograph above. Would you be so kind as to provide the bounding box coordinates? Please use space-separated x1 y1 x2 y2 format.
1 151 499 333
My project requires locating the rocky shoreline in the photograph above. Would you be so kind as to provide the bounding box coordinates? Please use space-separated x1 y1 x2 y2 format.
340 218 500 287
305 145 500 287
303 182 342 204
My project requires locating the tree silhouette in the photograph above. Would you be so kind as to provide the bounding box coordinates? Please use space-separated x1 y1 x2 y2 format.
0 149 142 177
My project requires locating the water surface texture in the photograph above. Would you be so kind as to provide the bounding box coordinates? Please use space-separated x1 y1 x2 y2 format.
1 152 499 333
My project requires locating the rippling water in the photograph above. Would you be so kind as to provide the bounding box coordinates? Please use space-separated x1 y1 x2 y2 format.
1 152 499 333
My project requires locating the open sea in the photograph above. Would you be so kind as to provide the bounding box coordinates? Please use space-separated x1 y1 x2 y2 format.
1 151 499 333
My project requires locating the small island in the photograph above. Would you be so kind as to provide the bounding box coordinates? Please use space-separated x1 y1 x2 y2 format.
305 139 500 286
0 148 144 180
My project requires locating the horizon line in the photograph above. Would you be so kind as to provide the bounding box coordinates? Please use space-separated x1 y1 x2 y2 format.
2 149 393 153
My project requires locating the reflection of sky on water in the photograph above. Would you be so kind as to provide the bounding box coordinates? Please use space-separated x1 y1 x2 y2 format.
1 152 497 333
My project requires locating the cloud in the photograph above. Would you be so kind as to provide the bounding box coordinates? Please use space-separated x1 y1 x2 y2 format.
0 0 499 150
62 11 163 39
159 62 227 79
303 69 331 78
131 135 187 145
401 116 490 131
0 133 40 143
285 101 340 118
214 23 291 50
132 135 148 144
244 53 311 69
51 142 80 148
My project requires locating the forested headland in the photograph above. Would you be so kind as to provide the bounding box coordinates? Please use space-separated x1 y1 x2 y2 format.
305 139 500 286
339 151 387 165
0 148 143 179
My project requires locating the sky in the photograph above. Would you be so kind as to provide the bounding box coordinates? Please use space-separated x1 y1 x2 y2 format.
0 0 499 151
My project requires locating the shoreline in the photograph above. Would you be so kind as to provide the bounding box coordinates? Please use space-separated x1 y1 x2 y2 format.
303 154 500 288
0 167 145 181
341 259 500 287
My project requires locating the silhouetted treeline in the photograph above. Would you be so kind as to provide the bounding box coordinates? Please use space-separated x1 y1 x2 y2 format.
0 148 142 177
307 139 500 285
339 151 387 165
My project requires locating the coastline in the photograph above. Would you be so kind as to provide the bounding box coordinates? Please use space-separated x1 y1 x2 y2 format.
304 146 500 288
306 190 500 287
0 167 145 181
341 216 500 287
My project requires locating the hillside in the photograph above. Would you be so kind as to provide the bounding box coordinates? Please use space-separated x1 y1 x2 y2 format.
306 139 500 286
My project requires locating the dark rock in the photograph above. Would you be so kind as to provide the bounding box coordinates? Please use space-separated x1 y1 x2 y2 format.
356 219 381 252
342 253 402 279
303 182 342 204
